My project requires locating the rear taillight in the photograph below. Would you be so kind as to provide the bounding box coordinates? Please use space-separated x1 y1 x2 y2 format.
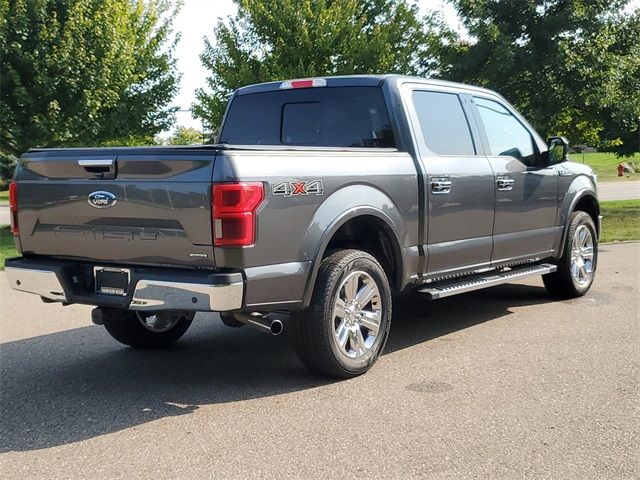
212 182 264 247
9 181 18 236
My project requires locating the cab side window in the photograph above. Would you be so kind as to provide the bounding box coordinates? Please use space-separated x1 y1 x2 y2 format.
474 97 536 166
412 91 476 156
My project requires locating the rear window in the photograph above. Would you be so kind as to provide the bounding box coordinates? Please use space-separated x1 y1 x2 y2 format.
219 87 395 148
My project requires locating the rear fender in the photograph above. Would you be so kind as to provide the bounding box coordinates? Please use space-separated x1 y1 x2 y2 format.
300 185 406 307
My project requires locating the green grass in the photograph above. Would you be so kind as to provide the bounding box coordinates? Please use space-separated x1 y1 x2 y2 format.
600 199 640 243
571 152 640 182
0 190 8 203
1 226 18 269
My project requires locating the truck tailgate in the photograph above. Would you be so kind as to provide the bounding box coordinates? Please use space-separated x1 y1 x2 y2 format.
16 150 217 267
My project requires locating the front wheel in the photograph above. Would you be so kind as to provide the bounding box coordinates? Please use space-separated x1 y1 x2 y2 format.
292 249 392 378
103 310 194 349
543 211 598 298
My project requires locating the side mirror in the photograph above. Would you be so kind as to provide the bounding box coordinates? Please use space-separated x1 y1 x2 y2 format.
546 136 569 165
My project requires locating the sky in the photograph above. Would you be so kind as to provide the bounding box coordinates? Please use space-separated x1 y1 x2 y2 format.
169 0 461 133
169 0 639 134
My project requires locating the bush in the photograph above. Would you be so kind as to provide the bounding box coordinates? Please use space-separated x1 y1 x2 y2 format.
0 153 18 190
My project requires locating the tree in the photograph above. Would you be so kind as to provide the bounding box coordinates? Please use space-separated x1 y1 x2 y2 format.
0 0 181 156
441 0 640 155
0 153 17 188
166 126 204 145
194 0 452 131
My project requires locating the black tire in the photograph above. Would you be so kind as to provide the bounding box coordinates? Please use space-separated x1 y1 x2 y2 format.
103 310 193 349
543 211 598 299
292 249 392 378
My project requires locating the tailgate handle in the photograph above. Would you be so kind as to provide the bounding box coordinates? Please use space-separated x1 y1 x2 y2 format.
78 159 116 179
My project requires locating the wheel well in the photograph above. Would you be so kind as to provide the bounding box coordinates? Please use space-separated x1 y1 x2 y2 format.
574 195 600 234
324 215 402 290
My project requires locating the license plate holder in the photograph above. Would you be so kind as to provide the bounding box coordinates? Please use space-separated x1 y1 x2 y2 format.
94 267 130 296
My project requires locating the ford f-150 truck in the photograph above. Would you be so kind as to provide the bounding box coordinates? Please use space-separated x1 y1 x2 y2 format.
5 75 600 378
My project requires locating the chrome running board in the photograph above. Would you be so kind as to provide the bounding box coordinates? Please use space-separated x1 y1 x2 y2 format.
416 263 557 300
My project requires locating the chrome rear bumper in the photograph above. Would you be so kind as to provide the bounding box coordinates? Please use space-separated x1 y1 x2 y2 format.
130 278 243 311
5 267 68 302
4 260 244 312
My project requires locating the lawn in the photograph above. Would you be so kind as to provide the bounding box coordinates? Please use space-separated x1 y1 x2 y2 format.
1 226 18 269
599 199 640 243
0 190 8 203
572 152 640 182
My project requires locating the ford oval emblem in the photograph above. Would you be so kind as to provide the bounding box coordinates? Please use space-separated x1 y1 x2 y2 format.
88 191 117 209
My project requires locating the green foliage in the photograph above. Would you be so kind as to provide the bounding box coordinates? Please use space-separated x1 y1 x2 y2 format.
442 0 640 156
166 126 204 145
0 153 18 189
0 0 181 156
194 0 452 130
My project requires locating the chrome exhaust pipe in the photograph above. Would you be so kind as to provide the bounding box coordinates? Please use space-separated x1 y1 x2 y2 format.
233 312 283 336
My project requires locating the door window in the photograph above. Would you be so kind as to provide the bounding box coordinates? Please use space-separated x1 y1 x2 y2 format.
474 97 536 165
412 91 476 155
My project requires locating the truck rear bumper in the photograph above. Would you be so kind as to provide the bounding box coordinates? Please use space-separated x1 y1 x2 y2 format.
4 258 243 312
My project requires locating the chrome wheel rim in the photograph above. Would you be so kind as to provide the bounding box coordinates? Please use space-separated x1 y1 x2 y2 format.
332 271 382 359
570 224 595 286
137 312 181 333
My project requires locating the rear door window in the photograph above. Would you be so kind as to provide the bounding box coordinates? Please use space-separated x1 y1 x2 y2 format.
220 87 395 148
412 90 476 156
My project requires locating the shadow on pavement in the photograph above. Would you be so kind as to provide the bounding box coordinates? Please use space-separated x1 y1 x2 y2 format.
0 283 550 452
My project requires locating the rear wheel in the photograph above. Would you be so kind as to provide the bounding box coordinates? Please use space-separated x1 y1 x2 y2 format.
543 211 598 298
292 249 392 378
103 311 194 349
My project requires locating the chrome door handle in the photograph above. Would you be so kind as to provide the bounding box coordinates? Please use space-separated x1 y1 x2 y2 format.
431 177 452 194
496 176 515 191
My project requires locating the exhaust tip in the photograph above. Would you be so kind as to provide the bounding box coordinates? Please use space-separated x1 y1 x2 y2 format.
270 319 283 336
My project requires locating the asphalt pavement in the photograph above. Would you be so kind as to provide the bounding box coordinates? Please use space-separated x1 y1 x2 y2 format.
0 205 8 225
597 181 640 201
1 242 638 479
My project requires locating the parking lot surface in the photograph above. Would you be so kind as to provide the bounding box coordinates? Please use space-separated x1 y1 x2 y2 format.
1 243 638 479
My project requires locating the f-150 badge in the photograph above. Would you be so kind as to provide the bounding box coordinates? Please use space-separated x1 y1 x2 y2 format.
272 180 324 197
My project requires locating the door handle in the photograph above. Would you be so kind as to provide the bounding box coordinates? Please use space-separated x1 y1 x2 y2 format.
496 176 515 191
431 177 452 194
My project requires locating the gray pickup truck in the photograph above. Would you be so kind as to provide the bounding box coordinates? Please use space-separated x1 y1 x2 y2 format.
5 75 600 377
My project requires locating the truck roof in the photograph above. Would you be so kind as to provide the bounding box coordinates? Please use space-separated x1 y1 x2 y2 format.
235 74 499 97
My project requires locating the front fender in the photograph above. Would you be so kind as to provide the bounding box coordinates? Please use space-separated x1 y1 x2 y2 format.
554 175 599 257
300 185 406 307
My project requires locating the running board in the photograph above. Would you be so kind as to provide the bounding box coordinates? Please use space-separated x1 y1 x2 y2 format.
416 263 557 300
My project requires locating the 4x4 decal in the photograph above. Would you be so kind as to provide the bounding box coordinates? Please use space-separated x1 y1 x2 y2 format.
272 180 324 197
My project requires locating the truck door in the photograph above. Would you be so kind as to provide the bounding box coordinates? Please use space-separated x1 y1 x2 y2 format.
470 96 558 266
407 88 495 278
